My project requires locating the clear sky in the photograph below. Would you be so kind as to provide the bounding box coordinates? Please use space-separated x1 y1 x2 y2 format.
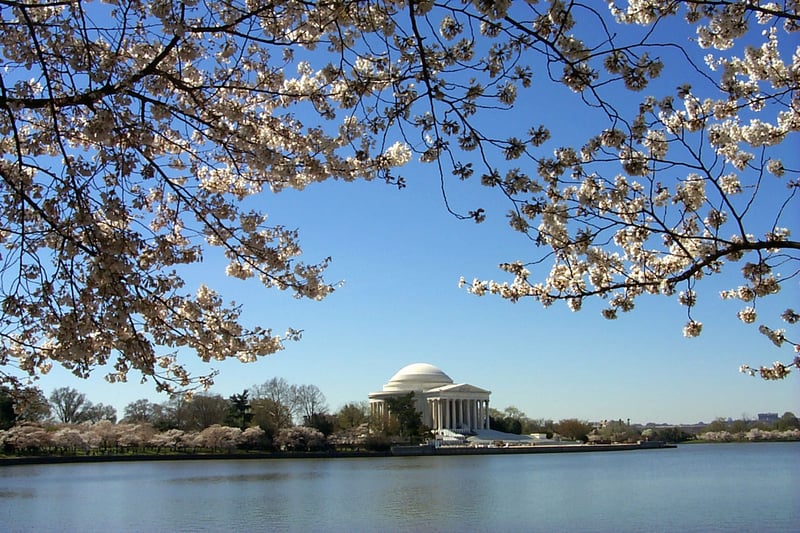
33 5 799 425
40 168 798 425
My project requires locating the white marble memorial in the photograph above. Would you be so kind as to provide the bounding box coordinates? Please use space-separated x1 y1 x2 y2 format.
369 363 491 433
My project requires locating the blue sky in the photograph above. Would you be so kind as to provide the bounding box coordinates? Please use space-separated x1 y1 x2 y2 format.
36 5 799 425
41 169 798 425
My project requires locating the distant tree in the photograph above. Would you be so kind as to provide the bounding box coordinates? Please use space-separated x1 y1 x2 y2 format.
705 418 730 433
149 400 182 431
525 418 556 437
52 427 89 454
149 428 188 452
227 390 253 430
81 403 118 424
87 420 122 452
274 426 327 452
596 420 640 443
12 388 52 423
294 384 328 422
642 427 693 443
2 423 52 454
555 419 594 442
240 426 267 450
776 412 799 431
385 393 424 442
304 412 336 436
195 425 242 452
0 388 14 430
730 418 753 434
251 398 293 440
489 415 521 435
49 387 90 424
488 408 506 432
122 399 158 424
176 393 230 431
251 378 299 424
489 407 525 434
502 406 526 420
335 402 369 431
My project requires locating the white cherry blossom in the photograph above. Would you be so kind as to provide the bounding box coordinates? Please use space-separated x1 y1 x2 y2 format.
0 0 797 395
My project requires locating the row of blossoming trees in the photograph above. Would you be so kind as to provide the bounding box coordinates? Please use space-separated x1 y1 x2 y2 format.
1 378 376 455
0 421 271 455
0 412 368 456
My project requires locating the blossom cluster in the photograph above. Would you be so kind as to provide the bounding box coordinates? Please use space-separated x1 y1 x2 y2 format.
457 1 798 377
0 0 797 391
0 0 413 392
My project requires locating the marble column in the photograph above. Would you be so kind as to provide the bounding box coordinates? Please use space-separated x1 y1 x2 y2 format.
469 399 474 431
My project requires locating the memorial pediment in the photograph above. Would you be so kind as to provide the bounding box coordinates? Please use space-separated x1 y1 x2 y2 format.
426 383 490 395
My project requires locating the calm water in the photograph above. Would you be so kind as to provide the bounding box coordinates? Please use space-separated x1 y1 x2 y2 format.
1 442 798 532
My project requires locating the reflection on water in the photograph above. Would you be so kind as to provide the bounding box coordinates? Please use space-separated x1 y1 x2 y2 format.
0 489 34 499
168 471 313 484
0 443 798 532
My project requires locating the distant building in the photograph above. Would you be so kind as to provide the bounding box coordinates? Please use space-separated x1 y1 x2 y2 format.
757 413 779 423
369 363 491 434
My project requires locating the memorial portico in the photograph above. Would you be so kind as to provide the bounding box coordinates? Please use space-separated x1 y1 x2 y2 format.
369 363 491 433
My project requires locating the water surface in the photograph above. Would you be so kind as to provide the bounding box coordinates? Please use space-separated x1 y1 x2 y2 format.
1 442 797 532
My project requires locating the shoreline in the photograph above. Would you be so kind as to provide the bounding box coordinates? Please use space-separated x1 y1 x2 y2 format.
392 441 676 456
0 441 675 466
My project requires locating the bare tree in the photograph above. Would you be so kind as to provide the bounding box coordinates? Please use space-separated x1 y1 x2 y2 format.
48 387 89 424
122 399 158 424
294 384 328 421
82 403 118 424
251 377 299 426
175 393 230 431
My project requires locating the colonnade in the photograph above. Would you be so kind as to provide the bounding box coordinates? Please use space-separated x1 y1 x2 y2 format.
369 395 491 433
370 399 389 422
427 397 490 432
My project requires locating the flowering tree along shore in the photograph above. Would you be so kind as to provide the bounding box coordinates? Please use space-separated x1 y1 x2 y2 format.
2 399 798 457
1 1 797 393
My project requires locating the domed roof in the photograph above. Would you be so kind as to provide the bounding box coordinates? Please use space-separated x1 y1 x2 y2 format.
383 363 453 392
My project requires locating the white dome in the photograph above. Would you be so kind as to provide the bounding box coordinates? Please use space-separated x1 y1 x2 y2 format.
383 363 453 392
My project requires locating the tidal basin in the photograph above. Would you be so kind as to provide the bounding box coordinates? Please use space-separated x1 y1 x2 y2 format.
2 442 798 532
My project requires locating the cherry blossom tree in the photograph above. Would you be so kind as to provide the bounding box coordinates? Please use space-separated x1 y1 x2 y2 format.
240 425 266 449
52 426 89 453
195 424 242 451
0 0 347 393
90 418 123 451
1 0 797 394
117 422 155 451
274 425 327 451
148 427 187 451
0 422 52 453
453 2 800 378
